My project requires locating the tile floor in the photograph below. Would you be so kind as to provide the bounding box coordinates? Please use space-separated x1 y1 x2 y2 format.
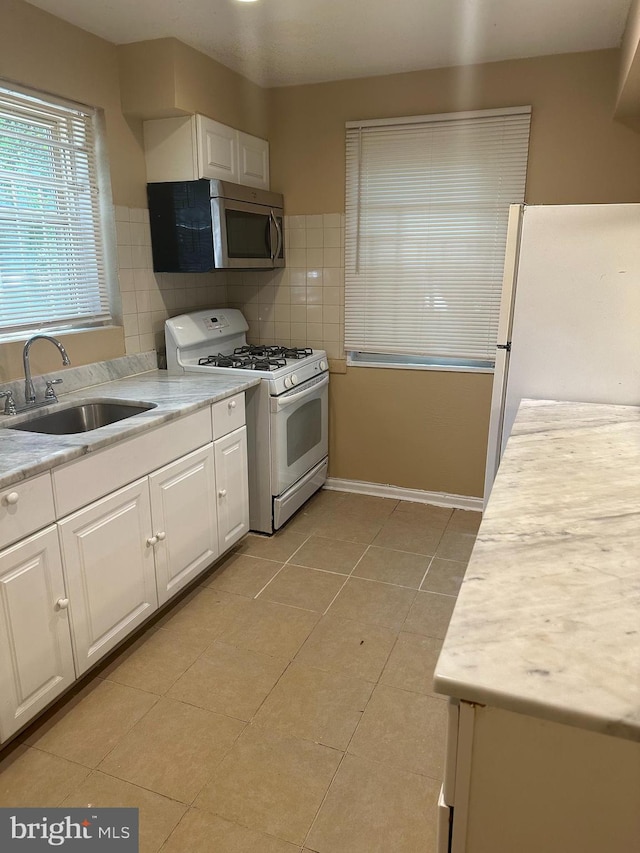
0 489 480 853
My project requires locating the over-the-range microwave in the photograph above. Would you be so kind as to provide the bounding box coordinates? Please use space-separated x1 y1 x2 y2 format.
147 179 285 272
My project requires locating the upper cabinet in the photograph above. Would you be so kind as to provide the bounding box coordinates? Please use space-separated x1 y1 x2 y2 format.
144 114 270 189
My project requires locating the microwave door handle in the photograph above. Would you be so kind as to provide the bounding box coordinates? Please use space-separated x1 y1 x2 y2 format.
268 211 277 261
273 212 283 260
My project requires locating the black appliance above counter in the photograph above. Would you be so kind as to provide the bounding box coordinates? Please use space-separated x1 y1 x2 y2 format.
147 179 284 273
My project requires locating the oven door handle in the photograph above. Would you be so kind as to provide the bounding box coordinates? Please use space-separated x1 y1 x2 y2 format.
273 374 329 411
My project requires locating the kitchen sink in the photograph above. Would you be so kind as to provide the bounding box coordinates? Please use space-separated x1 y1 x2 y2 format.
9 400 157 435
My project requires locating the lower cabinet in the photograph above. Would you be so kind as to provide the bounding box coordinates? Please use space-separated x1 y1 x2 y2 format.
150 444 219 606
441 702 640 853
0 526 75 740
58 479 158 676
0 393 250 743
214 426 249 551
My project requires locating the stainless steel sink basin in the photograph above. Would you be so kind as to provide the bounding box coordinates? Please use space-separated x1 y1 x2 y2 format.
10 401 157 435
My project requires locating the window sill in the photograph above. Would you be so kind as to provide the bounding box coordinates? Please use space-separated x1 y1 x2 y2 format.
347 352 495 374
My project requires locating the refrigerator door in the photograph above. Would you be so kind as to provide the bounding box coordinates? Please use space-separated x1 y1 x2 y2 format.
483 204 523 504
485 203 640 501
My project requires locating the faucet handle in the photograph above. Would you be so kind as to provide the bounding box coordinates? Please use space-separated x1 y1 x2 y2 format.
0 391 16 415
44 378 63 401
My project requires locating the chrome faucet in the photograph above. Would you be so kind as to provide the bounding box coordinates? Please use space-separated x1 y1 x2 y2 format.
23 335 71 405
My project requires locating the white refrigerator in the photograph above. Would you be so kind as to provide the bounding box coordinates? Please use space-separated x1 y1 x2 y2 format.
484 203 640 502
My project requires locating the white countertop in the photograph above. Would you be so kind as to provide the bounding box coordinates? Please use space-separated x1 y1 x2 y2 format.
0 367 261 490
434 399 640 742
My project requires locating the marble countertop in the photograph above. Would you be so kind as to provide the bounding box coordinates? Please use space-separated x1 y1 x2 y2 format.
0 367 261 490
434 399 640 742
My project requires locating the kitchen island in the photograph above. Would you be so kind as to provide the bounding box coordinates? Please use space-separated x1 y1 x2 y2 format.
434 399 640 853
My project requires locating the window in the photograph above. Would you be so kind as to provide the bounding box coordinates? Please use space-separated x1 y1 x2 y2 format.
0 81 114 338
344 107 531 371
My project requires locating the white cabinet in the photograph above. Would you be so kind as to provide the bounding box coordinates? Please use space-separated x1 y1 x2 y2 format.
0 392 250 741
196 115 237 182
150 444 219 606
236 131 270 190
144 114 270 189
0 526 75 740
214 427 249 551
58 479 158 676
0 472 55 550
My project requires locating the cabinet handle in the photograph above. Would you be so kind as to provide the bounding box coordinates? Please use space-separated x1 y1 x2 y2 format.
56 598 69 610
218 488 227 497
3 492 19 506
228 400 237 410
156 531 166 541
146 535 158 546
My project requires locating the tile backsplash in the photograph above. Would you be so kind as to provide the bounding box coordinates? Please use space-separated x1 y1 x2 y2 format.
115 208 344 359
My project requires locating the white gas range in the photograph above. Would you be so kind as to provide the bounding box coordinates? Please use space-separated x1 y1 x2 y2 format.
165 309 329 534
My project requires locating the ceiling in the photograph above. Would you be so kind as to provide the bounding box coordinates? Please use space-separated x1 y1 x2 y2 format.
27 0 633 88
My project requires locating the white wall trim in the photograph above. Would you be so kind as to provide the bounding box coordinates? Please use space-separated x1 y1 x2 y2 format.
324 477 483 512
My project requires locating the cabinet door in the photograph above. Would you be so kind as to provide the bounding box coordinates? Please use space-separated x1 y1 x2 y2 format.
214 427 249 551
0 526 75 742
58 479 158 676
237 131 270 190
149 445 219 606
196 115 237 182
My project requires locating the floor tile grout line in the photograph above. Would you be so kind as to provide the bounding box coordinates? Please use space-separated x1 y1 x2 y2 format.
300 611 403 851
320 543 373 616
248 530 315 599
418 555 436 592
251 562 290 600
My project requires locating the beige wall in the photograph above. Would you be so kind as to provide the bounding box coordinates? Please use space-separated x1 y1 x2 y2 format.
269 49 640 211
2 0 146 208
329 368 493 497
119 38 269 139
267 49 640 498
0 0 142 376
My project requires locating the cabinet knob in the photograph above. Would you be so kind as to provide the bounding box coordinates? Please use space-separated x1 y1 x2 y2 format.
146 535 158 547
56 598 69 610
3 492 19 506
156 531 166 541
218 488 227 497
228 400 237 410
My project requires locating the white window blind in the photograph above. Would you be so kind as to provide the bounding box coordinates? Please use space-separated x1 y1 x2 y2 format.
345 107 531 368
0 83 111 335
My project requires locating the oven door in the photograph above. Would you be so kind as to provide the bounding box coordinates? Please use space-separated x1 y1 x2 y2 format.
270 373 329 496
211 198 283 269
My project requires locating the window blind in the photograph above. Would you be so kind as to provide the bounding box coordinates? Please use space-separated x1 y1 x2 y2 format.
344 107 531 367
0 83 110 334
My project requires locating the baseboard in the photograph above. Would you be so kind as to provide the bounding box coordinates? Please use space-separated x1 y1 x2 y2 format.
324 477 483 513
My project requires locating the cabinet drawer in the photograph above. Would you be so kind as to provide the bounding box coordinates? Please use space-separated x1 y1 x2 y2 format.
54 408 212 517
0 472 55 550
212 393 245 438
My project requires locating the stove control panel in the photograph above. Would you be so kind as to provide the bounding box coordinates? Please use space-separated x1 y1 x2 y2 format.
203 314 230 332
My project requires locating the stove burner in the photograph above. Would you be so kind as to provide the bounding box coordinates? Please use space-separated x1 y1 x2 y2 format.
281 347 313 359
234 345 313 360
198 354 246 368
199 350 289 371
238 357 287 371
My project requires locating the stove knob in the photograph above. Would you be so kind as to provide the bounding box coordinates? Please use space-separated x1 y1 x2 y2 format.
290 374 298 386
319 360 327 371
284 376 292 388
